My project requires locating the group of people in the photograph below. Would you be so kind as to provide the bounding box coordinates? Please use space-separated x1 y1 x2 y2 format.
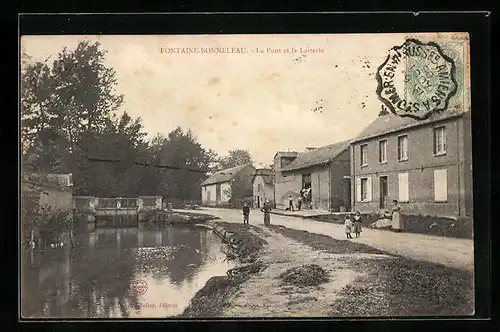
287 186 312 212
242 200 272 226
343 200 404 239
344 211 364 239
243 198 405 237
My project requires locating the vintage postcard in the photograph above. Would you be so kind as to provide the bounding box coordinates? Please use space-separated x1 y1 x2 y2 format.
20 33 474 319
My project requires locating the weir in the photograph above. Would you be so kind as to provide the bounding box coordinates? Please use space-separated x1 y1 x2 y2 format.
73 196 163 231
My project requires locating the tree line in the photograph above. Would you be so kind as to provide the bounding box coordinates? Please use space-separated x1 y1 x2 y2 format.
21 41 254 201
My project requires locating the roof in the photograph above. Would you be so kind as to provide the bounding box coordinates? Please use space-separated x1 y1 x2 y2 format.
273 151 299 159
281 140 351 171
21 172 73 191
201 164 251 186
353 110 463 143
253 168 274 185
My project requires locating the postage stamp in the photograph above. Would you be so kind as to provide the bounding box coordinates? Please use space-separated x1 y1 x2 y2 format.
376 39 458 120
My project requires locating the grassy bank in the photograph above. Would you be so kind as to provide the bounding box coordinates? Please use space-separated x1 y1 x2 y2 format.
268 225 474 316
179 222 268 317
309 213 473 240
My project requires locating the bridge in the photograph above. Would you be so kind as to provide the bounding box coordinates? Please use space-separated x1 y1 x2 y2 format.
73 196 163 231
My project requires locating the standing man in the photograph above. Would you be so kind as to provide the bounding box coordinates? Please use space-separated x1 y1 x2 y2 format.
297 196 302 211
261 199 272 226
242 202 250 225
288 194 295 212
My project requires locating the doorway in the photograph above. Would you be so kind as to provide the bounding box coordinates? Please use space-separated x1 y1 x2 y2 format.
379 176 388 209
257 196 261 208
216 184 221 205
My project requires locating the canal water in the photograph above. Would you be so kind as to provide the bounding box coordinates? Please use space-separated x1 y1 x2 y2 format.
21 225 235 318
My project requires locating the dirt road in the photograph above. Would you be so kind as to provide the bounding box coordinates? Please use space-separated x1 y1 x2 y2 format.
183 208 473 272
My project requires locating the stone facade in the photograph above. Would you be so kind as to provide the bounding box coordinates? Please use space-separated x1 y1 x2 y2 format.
351 111 472 218
274 149 351 211
201 164 256 207
252 174 274 208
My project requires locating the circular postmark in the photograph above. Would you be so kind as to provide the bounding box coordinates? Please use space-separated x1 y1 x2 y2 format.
131 279 148 296
376 39 458 120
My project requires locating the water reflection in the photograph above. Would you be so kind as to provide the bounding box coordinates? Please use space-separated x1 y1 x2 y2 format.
21 225 235 318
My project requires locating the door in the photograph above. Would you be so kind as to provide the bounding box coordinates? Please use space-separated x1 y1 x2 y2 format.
216 184 221 205
257 196 260 208
379 176 388 209
342 179 351 211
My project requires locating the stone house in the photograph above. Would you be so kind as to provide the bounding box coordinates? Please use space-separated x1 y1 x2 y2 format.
351 110 472 218
201 164 256 207
274 140 352 211
252 168 274 208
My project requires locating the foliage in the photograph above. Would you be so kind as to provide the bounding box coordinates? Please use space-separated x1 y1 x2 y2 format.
218 149 253 169
21 41 219 200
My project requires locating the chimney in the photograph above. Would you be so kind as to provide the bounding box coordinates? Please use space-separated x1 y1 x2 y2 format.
378 105 390 116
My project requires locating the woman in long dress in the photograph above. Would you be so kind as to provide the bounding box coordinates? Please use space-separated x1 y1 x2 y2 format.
261 199 272 226
391 200 404 232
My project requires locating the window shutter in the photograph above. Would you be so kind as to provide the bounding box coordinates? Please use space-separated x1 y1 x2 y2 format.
434 169 448 202
366 176 372 201
356 177 361 202
398 173 409 202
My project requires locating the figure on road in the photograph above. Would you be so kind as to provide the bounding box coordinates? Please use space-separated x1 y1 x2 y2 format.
242 202 250 225
261 199 272 226
344 214 353 239
391 200 404 232
288 194 295 212
353 211 363 238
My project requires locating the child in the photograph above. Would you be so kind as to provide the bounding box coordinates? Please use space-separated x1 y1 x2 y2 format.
344 214 353 239
242 202 250 225
353 211 363 238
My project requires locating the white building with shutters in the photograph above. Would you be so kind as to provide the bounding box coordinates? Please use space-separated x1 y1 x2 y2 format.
350 110 473 218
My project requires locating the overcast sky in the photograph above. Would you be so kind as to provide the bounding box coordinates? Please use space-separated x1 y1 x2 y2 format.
21 33 460 168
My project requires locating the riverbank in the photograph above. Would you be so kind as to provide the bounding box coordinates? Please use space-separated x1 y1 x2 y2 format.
179 221 268 317
180 220 474 317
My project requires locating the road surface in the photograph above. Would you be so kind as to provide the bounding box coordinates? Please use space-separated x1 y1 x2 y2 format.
182 207 474 272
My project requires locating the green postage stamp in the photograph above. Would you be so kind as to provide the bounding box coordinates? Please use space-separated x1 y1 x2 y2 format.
376 34 470 120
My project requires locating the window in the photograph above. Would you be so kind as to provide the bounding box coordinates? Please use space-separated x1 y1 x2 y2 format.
302 174 312 188
257 184 262 191
379 140 387 163
398 135 408 161
360 144 368 166
433 126 446 155
398 173 409 202
433 169 448 202
356 177 372 202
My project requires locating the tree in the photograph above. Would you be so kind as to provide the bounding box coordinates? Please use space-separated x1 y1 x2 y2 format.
138 127 216 201
219 149 253 169
21 41 124 175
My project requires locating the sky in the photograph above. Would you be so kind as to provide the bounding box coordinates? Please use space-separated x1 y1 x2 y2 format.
21 33 466 168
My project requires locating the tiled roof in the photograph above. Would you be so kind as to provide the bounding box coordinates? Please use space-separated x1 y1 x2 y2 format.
281 140 351 171
353 110 463 143
201 164 252 186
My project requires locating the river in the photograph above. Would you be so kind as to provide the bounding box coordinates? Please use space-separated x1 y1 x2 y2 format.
21 225 235 318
